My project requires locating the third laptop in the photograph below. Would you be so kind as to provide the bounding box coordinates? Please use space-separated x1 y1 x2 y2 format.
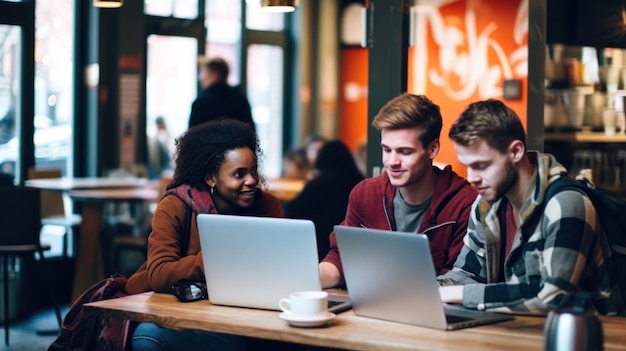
334 225 514 330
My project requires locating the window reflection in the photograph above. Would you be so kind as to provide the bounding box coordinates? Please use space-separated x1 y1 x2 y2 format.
247 44 283 178
145 0 198 19
145 0 174 16
173 0 198 19
204 0 287 179
246 0 285 31
146 34 197 178
34 0 74 176
0 25 20 177
206 0 241 85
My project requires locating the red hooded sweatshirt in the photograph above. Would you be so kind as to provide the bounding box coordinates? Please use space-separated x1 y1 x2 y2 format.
322 165 477 287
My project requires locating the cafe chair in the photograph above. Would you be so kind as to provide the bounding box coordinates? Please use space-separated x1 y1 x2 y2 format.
110 172 172 275
111 234 147 276
27 168 82 259
0 186 62 345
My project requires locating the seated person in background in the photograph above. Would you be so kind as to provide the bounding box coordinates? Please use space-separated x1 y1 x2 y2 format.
319 93 477 289
438 99 624 315
281 147 310 181
353 141 368 177
127 119 284 350
304 134 326 177
284 140 364 261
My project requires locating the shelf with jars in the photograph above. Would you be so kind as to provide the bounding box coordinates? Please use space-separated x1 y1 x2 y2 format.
544 46 626 194
544 46 626 133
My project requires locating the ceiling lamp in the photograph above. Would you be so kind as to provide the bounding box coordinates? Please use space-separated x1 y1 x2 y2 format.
93 0 123 8
261 0 298 13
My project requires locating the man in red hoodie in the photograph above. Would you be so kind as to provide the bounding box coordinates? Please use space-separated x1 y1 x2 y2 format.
320 93 477 288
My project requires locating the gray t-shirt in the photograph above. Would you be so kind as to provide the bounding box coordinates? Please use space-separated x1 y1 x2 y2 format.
393 188 432 233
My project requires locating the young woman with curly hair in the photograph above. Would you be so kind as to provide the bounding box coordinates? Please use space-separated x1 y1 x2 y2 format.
126 119 284 350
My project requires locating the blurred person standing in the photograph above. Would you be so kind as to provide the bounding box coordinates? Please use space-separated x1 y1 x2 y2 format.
188 57 255 132
147 116 173 179
284 140 364 261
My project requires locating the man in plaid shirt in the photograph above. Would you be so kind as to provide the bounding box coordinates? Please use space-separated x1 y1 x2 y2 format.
437 99 624 315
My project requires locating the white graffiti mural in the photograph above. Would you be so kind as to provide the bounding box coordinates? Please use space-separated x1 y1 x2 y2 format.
412 0 528 101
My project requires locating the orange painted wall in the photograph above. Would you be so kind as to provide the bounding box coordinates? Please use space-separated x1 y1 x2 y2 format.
408 0 529 177
337 0 528 174
339 47 369 153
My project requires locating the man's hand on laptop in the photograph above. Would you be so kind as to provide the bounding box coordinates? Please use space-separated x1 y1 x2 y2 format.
319 262 340 289
439 285 463 304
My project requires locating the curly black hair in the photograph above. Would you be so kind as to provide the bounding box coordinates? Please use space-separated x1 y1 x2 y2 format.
168 118 264 190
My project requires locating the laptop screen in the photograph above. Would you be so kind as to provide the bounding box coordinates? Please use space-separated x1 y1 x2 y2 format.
197 214 322 310
334 225 513 329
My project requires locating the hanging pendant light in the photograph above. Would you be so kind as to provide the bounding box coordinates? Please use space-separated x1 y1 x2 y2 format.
261 0 298 13
93 0 123 8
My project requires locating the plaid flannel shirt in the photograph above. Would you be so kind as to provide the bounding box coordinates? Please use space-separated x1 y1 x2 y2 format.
438 151 622 315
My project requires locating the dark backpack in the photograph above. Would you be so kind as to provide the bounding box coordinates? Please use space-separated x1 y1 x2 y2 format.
48 273 131 351
545 175 626 310
48 203 193 350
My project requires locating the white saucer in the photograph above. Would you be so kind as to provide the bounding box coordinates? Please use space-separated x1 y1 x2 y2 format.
279 312 336 327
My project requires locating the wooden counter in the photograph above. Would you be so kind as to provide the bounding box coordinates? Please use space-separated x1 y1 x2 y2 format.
544 131 626 143
265 178 305 202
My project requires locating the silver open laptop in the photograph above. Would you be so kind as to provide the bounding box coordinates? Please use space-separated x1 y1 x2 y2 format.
196 214 351 313
334 225 514 330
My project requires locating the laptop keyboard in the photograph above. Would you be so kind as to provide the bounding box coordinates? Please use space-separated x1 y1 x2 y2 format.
328 300 343 308
445 314 472 324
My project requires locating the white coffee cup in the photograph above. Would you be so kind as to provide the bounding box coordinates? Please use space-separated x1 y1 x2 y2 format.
279 291 328 319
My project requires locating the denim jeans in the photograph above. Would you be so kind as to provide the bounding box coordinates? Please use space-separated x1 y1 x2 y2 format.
132 322 341 351
132 322 263 351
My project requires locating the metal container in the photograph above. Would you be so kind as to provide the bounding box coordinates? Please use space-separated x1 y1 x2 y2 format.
544 293 603 351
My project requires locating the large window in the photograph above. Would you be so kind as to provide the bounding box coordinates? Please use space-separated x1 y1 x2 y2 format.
143 0 293 179
198 0 293 178
0 25 21 176
246 0 285 31
144 1 204 179
145 35 197 178
206 0 242 85
145 0 199 19
244 1 291 178
33 0 75 176
247 44 284 178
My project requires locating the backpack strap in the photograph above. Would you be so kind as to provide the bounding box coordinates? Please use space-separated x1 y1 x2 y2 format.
179 204 192 256
524 175 584 234
544 175 589 203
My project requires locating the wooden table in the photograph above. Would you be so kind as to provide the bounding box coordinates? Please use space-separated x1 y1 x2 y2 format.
84 292 626 351
265 178 305 202
25 177 158 300
69 188 159 299
25 177 151 191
